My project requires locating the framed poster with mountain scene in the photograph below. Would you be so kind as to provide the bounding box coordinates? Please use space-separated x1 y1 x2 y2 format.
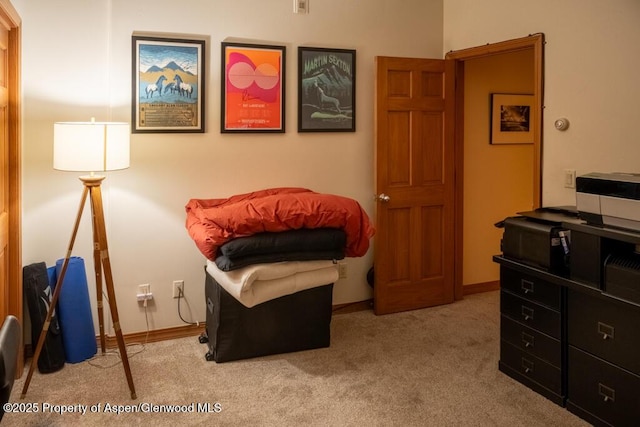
298 47 355 132
132 34 205 133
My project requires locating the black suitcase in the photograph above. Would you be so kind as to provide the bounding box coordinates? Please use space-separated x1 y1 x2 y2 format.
201 270 333 363
23 262 65 373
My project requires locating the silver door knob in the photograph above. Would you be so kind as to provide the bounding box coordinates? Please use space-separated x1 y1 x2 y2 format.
376 193 390 202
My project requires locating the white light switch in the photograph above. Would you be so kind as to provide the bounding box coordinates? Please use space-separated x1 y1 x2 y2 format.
564 169 576 189
293 0 309 14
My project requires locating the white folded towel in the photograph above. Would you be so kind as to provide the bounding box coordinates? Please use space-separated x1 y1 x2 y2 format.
206 259 339 308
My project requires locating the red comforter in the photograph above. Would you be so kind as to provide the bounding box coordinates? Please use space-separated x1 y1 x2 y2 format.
185 187 375 261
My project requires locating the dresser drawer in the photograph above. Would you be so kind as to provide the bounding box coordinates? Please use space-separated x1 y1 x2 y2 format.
501 315 561 367
501 266 562 310
501 291 561 339
500 340 562 395
568 289 640 374
568 346 640 427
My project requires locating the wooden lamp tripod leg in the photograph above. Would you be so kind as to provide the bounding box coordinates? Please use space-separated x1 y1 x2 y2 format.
88 182 137 400
20 186 90 399
92 195 106 354
21 178 136 400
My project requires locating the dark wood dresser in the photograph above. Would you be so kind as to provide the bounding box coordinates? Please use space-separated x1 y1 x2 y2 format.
495 217 640 426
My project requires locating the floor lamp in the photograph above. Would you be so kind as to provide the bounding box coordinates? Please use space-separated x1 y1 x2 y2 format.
21 120 136 400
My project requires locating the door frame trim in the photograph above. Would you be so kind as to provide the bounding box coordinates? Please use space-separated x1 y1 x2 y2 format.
445 34 544 300
1 0 23 375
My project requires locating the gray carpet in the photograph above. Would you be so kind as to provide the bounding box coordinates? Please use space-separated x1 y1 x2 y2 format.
5 291 589 426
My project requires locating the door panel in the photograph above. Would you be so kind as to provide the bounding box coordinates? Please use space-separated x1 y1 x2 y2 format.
421 206 443 278
422 113 443 183
387 208 411 280
374 56 455 315
387 112 410 185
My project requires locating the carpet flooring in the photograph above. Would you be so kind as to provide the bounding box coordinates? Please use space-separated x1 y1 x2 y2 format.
5 290 589 426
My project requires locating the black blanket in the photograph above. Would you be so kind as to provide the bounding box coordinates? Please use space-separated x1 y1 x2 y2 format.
215 228 346 271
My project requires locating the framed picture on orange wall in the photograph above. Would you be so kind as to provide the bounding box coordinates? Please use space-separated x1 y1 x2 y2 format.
221 42 286 133
490 93 534 144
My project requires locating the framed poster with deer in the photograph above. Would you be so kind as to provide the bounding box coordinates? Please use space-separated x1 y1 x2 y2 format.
298 47 355 132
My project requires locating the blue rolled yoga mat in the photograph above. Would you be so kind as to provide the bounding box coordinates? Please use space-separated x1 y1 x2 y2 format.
54 257 97 363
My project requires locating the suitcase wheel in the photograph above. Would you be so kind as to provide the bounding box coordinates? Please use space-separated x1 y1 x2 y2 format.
205 351 215 362
198 332 209 344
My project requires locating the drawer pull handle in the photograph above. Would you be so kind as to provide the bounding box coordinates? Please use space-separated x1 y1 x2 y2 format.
521 358 534 375
521 306 534 321
598 322 615 340
521 331 535 348
521 279 534 294
598 383 615 403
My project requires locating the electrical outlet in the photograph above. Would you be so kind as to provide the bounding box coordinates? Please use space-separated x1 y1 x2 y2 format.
173 280 184 298
338 262 347 279
136 284 153 302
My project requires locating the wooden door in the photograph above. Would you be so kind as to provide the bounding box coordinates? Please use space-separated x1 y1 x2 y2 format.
373 56 455 315
0 16 9 322
0 0 22 374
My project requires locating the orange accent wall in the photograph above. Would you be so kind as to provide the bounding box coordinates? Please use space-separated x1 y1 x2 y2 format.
463 49 534 286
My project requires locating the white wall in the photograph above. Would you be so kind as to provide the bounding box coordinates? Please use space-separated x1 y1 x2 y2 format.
444 0 640 207
17 0 444 334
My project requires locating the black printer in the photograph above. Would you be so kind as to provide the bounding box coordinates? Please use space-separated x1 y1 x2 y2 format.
499 209 572 273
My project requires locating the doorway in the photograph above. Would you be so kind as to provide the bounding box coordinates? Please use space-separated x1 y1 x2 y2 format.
446 34 544 299
373 35 543 313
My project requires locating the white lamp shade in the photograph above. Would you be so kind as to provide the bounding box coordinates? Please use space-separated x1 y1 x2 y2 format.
53 122 130 172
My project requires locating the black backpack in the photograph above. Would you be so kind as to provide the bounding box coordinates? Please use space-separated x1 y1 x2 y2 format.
23 262 65 373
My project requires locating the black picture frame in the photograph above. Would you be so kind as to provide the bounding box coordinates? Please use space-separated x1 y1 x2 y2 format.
221 42 286 133
131 34 205 133
490 93 534 144
298 47 356 132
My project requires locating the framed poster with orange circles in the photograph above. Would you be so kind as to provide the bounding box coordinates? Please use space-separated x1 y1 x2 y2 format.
221 42 286 133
